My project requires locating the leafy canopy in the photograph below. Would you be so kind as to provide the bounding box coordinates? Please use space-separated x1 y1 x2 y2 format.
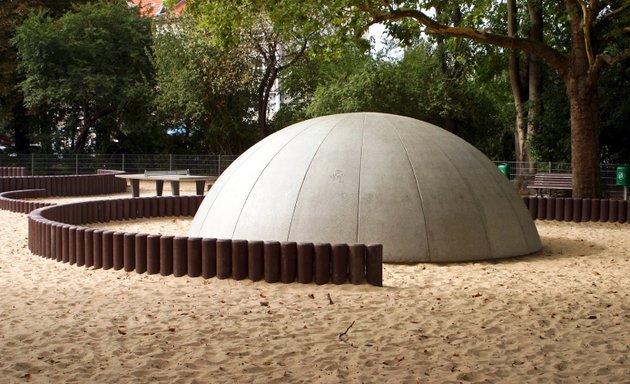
13 0 155 152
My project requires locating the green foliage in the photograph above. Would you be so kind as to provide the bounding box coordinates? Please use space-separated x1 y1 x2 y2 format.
184 0 370 137
599 64 630 164
277 42 513 159
152 15 258 154
0 0 88 152
13 0 155 152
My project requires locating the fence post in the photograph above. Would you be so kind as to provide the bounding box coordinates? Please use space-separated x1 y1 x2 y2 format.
169 154 173 171
122 153 125 172
75 154 79 175
31 153 35 176
218 155 221 175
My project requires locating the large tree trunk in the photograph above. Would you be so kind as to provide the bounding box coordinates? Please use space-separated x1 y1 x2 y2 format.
526 0 543 173
566 76 599 198
565 4 600 198
507 0 529 169
434 5 461 134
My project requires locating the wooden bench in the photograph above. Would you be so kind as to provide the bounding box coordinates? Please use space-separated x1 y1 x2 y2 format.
116 170 217 197
526 172 573 196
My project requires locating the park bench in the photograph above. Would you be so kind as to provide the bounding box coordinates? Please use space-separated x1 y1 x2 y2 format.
526 172 573 197
116 169 217 197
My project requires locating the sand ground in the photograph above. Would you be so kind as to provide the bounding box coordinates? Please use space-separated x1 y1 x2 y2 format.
1 187 629 383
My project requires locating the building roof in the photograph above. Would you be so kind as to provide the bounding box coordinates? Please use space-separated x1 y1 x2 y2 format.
128 0 186 17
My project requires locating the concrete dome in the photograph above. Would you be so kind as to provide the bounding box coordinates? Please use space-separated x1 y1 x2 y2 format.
189 112 541 262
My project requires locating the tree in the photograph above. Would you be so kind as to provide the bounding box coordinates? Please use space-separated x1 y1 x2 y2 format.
13 0 155 152
276 42 512 159
507 0 543 170
345 0 630 197
183 0 346 138
0 0 87 153
152 15 258 153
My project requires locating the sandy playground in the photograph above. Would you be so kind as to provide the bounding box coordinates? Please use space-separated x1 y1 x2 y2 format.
0 184 629 383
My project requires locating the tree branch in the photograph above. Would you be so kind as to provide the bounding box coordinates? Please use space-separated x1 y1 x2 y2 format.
371 8 568 77
575 0 595 67
278 39 308 71
597 2 629 23
591 47 630 83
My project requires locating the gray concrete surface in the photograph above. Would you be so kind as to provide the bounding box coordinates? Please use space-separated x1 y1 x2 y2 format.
189 112 542 262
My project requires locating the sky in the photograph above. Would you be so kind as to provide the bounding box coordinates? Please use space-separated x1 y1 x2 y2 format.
368 23 404 60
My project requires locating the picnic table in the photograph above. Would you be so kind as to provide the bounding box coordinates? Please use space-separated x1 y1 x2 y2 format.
116 170 217 197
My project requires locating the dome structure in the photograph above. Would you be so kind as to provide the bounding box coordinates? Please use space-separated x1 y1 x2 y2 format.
189 112 541 262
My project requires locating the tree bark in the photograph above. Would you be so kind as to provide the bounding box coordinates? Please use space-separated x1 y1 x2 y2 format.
433 5 463 135
10 100 31 153
507 0 529 167
566 78 599 198
257 62 277 139
74 107 113 152
527 0 543 172
565 2 600 198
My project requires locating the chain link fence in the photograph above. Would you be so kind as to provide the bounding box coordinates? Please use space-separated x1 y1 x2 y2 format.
0 154 626 197
0 154 238 176
493 161 627 197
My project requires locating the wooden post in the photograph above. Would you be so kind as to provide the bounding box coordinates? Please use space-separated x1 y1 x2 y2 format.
173 236 187 277
331 244 349 285
135 234 148 274
187 237 202 278
263 241 280 283
146 234 160 275
296 243 314 284
248 240 264 282
280 242 297 284
160 236 174 276
216 239 232 279
348 244 366 285
124 233 136 272
201 238 217 279
232 239 248 280
314 243 331 285
366 244 383 287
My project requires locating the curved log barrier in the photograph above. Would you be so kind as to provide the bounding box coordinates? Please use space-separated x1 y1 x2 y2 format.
0 169 126 196
523 196 629 224
0 167 27 176
27 196 383 286
0 189 54 213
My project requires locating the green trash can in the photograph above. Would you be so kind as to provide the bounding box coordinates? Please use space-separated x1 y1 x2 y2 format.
616 166 630 186
498 163 511 179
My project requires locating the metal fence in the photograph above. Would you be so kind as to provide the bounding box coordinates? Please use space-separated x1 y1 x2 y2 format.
0 154 626 196
493 161 627 197
0 154 238 176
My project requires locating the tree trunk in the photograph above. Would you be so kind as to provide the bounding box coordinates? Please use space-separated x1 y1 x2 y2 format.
257 64 275 139
526 0 542 173
565 75 599 198
434 5 461 135
75 119 90 153
563 2 600 198
10 101 31 153
507 0 529 169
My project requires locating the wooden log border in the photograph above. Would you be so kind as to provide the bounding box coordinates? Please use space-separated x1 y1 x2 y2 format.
27 195 383 286
0 189 54 213
0 169 126 196
522 197 630 224
0 167 27 177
